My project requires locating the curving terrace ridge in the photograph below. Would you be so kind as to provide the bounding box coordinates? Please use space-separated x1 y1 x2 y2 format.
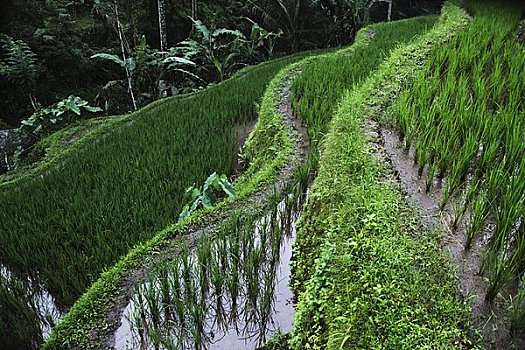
43 62 311 350
26 2 525 348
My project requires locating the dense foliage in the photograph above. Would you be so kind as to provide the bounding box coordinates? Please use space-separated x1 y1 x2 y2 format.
0 0 441 128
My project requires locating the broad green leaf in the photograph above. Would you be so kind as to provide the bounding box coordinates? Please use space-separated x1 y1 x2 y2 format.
84 106 103 113
91 53 125 67
203 172 218 192
190 188 200 201
212 56 223 76
34 125 43 134
69 104 81 115
201 194 214 208
219 177 236 197
163 56 196 66
189 18 211 45
21 119 34 126
212 28 245 39
170 68 205 83
179 205 190 220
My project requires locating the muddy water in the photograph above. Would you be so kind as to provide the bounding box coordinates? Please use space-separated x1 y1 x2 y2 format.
115 200 299 350
374 123 522 349
0 265 63 343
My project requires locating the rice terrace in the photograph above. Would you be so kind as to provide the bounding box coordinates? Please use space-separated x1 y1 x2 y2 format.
0 0 524 349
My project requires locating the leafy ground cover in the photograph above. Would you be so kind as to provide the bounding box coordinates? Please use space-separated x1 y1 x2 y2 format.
290 3 475 348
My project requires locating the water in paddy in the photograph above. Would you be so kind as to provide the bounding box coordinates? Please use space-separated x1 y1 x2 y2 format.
115 199 300 350
0 265 62 349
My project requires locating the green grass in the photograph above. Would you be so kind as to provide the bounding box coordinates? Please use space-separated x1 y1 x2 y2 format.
290 3 473 348
0 51 313 349
291 16 438 150
393 0 525 309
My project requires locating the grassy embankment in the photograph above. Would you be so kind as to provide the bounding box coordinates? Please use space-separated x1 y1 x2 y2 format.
290 3 475 349
43 54 310 348
43 15 440 349
395 1 525 321
0 52 311 349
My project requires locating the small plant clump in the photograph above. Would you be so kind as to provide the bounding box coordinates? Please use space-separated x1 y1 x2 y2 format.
20 95 102 138
178 172 236 221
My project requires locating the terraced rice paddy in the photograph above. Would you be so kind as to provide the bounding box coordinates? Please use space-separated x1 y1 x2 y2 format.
288 4 476 347
3 1 525 349
394 0 525 310
289 15 438 293
0 53 310 349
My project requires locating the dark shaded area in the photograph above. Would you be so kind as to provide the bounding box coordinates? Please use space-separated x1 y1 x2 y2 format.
0 0 444 128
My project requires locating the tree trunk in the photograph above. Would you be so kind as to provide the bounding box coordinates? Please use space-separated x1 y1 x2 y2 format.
115 5 137 110
157 0 168 50
192 0 198 20
157 0 168 97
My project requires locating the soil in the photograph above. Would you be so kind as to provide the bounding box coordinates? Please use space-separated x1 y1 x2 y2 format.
232 120 257 177
365 119 525 350
79 69 310 350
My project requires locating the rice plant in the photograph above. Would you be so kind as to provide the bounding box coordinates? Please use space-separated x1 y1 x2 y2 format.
0 51 312 347
291 16 438 151
0 267 61 350
125 197 296 349
393 0 525 318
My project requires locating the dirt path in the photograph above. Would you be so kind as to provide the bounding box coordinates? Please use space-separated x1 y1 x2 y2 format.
77 69 309 350
365 119 523 349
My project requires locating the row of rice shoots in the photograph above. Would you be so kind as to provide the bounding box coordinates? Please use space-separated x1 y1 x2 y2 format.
127 199 293 349
393 0 525 318
291 16 438 151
